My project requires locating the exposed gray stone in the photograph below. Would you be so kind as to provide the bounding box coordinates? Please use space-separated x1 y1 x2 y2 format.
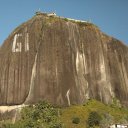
0 14 128 107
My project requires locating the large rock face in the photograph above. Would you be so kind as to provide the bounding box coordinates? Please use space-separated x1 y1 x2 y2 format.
0 13 128 106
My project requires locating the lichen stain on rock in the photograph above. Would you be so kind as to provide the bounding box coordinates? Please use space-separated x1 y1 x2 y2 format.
0 14 128 107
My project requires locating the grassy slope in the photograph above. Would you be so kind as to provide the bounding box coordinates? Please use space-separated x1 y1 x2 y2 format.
0 100 128 128
60 99 128 128
1 99 128 128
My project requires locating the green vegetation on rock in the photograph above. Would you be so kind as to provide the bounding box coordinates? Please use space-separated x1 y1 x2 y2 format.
87 111 101 127
1 99 128 128
72 117 80 124
0 101 63 128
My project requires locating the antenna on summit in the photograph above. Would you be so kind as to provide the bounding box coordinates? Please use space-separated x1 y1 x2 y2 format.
38 8 41 12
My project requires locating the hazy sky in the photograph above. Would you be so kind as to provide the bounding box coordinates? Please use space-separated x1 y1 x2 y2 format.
0 0 128 45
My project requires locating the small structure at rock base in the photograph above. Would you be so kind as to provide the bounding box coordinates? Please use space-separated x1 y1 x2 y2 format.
109 124 128 128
